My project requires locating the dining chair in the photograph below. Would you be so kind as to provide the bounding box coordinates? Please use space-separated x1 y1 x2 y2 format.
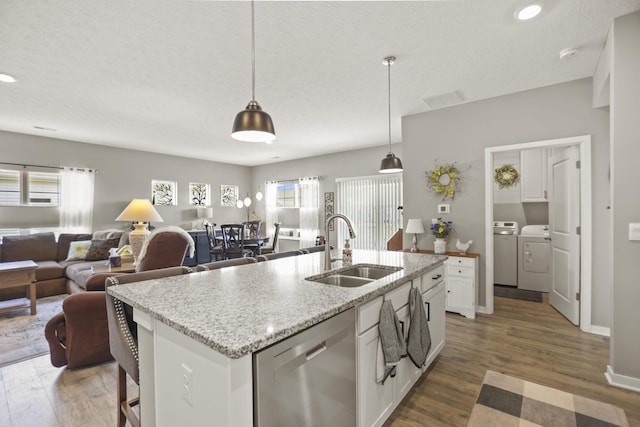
105 266 192 427
244 220 263 238
196 257 257 271
220 224 252 259
204 223 223 261
259 222 282 255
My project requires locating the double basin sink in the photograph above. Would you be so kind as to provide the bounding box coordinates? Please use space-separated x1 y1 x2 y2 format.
306 264 403 288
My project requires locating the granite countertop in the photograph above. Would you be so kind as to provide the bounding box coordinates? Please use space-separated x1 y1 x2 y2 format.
107 250 446 359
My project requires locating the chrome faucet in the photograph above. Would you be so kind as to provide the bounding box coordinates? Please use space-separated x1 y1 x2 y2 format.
325 214 357 270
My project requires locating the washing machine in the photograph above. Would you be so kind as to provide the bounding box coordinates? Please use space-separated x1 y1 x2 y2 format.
493 221 518 286
518 225 551 292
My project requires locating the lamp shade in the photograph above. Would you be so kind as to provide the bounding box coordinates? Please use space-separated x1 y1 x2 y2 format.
115 199 164 223
379 153 404 174
405 219 425 234
197 207 214 219
232 101 276 142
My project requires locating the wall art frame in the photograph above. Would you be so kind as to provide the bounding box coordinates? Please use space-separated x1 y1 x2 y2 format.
324 192 335 231
151 179 177 206
220 184 239 207
189 182 211 206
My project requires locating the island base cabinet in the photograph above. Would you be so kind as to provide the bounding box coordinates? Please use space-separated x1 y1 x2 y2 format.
422 281 446 370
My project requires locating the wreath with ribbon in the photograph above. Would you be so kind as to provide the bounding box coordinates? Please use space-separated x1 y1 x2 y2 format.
426 163 460 199
494 164 520 189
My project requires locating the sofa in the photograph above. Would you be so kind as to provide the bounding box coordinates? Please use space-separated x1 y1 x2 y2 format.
0 229 128 301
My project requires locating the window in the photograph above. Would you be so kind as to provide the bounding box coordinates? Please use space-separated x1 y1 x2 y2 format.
0 168 61 206
336 174 403 251
276 180 300 208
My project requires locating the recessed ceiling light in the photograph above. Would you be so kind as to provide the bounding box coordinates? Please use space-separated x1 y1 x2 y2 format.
516 4 542 20
0 73 16 83
559 47 579 60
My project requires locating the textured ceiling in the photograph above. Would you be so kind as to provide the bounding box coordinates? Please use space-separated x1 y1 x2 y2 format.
1 0 639 166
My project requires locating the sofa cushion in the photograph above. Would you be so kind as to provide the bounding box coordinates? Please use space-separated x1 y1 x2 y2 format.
92 229 123 240
65 260 107 290
65 240 92 261
34 260 65 281
1 232 57 262
85 237 120 261
57 233 93 262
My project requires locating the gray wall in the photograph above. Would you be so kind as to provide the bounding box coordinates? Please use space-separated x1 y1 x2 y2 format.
402 78 611 327
610 11 640 382
0 130 250 231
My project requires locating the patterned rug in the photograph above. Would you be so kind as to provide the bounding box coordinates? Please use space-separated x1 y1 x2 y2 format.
468 371 629 427
0 294 66 367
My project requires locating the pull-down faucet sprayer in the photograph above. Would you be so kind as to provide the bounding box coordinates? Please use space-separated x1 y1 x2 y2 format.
324 214 356 270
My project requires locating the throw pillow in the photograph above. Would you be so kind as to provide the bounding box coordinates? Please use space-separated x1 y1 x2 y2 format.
65 240 92 261
85 237 121 261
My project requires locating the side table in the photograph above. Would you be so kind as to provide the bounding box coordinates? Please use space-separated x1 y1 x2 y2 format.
0 260 38 315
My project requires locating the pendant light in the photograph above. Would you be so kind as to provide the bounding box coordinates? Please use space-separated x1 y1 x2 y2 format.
379 56 403 174
232 0 276 143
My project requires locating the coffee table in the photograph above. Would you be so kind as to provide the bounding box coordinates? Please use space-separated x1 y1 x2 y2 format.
0 260 38 315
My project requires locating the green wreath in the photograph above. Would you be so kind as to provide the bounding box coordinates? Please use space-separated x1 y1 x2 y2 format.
494 164 520 189
427 163 460 199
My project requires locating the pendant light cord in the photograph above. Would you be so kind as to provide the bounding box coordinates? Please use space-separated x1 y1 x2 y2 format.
387 59 391 152
251 0 256 102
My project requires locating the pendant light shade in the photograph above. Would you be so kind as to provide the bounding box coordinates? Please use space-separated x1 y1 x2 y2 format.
232 0 275 143
379 56 403 174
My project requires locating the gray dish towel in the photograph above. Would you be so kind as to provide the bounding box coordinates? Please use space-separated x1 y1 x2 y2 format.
378 300 406 383
407 287 431 368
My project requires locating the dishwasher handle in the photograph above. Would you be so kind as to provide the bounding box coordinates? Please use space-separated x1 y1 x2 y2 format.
306 342 327 361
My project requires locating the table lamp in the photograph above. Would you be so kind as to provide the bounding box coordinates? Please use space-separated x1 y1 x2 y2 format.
115 199 164 262
197 207 214 228
405 219 425 253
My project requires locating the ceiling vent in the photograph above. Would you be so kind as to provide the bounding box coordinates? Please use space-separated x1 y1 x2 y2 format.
422 90 465 109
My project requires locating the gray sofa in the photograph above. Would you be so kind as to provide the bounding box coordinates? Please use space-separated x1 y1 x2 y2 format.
0 230 127 301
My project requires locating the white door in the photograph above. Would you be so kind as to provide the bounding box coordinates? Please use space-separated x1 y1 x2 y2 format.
548 146 581 324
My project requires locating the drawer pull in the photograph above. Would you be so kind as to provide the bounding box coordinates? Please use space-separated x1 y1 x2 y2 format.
432 274 442 280
458 270 462 274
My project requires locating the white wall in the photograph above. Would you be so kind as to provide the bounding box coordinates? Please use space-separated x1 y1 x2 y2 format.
0 130 251 231
402 78 611 327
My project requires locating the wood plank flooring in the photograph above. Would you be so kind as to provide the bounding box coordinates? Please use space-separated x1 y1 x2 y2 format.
0 295 638 426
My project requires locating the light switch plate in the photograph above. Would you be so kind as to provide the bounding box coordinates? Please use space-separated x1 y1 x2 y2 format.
438 204 450 213
628 223 640 241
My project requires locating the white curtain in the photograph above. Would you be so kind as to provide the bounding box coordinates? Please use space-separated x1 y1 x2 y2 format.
59 168 95 233
264 181 279 245
299 177 319 247
336 174 402 251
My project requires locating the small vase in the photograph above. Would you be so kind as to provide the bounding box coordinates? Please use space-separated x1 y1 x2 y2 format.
433 238 447 254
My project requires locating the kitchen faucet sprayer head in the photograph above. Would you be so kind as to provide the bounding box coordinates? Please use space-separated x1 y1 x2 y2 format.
349 229 356 239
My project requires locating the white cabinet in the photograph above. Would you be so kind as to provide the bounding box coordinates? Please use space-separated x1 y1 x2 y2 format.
520 148 548 202
445 255 478 319
356 266 446 427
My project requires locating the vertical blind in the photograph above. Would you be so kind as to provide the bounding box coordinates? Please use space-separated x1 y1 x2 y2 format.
336 174 403 251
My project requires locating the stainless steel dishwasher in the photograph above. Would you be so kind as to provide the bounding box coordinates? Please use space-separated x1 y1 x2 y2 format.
253 307 356 427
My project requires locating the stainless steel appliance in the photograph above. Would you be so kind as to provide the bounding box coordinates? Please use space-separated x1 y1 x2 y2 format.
493 221 519 286
253 307 356 427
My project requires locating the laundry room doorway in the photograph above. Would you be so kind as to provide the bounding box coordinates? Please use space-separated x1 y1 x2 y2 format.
484 135 593 332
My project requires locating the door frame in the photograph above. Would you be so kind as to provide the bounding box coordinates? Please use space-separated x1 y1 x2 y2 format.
483 135 593 332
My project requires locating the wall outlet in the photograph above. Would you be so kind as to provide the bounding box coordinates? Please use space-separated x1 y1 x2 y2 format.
181 363 193 406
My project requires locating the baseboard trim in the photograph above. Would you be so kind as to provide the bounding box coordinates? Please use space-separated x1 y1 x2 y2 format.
605 365 640 392
588 325 610 337
477 305 489 314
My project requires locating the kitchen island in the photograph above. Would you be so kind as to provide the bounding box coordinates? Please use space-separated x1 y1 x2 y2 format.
107 249 447 427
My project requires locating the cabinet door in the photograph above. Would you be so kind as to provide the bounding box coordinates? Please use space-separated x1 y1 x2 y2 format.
357 326 395 427
422 282 445 370
521 148 548 202
395 306 421 401
446 275 473 311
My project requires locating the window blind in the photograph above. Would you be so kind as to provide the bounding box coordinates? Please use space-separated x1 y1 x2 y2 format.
336 174 403 251
0 169 20 205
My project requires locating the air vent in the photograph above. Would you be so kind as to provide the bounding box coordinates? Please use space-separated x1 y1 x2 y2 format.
33 126 57 131
422 90 465 109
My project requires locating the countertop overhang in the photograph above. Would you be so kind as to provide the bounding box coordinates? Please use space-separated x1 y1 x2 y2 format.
107 250 446 359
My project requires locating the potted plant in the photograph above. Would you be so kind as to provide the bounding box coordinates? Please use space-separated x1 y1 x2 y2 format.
430 218 454 254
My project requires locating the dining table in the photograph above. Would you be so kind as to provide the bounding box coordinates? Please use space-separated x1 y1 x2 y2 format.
215 235 270 256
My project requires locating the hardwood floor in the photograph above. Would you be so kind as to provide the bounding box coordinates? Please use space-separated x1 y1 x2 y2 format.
0 295 638 426
385 295 640 426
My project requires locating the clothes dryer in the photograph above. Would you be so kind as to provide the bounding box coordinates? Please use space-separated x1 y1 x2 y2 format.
518 225 551 292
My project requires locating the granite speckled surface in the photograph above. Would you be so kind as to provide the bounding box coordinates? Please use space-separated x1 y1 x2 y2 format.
107 250 446 359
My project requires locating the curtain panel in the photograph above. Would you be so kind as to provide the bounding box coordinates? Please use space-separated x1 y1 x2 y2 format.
59 168 95 233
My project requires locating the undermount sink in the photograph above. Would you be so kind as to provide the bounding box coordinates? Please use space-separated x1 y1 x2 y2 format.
306 264 403 288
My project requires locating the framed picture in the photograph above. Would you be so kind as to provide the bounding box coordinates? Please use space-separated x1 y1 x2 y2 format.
152 180 177 206
220 184 239 207
324 192 335 231
189 182 211 206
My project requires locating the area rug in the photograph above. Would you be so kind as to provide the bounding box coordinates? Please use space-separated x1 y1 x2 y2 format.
468 370 629 427
0 294 67 367
494 285 543 302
